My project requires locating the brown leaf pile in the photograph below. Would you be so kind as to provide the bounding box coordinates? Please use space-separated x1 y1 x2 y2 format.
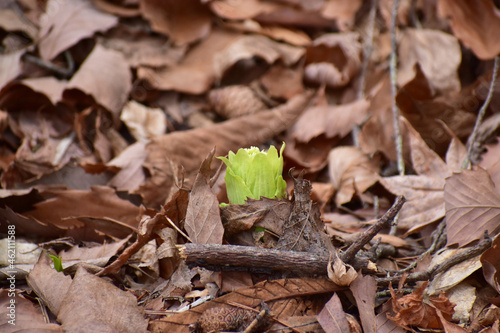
2 0 500 332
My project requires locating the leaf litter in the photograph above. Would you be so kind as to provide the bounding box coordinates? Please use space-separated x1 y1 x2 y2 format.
1 1 500 332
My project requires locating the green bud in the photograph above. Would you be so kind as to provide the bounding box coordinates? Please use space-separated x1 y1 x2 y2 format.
218 144 287 204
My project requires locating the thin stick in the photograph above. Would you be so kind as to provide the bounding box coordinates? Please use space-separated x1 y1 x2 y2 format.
462 56 500 169
390 0 404 176
340 196 405 264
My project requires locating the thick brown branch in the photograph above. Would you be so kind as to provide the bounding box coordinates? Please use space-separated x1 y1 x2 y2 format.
178 244 329 275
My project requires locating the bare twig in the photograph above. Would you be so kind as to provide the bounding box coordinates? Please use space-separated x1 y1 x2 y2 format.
462 56 500 169
340 196 405 264
376 233 492 285
22 51 74 78
390 0 404 176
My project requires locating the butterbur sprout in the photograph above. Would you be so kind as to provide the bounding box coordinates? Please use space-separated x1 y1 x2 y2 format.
218 144 287 205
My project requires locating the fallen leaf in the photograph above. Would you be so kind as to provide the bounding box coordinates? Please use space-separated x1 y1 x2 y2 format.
185 149 224 244
481 233 500 293
321 0 362 30
350 274 377 333
317 293 350 333
57 266 148 332
327 255 358 287
38 0 118 60
120 100 167 142
208 85 267 119
445 168 500 247
398 29 461 93
0 49 23 91
0 289 63 332
209 0 281 20
65 44 131 121
140 0 212 46
437 0 500 60
328 146 380 206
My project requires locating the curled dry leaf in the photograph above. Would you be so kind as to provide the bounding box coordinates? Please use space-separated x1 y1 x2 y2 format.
208 85 267 119
65 45 131 122
481 234 500 293
184 148 224 244
213 34 305 81
437 0 500 60
388 281 455 330
445 168 500 247
141 92 312 207
38 0 118 60
120 100 167 142
327 255 358 287
139 0 212 46
398 29 461 93
328 146 380 206
305 32 361 88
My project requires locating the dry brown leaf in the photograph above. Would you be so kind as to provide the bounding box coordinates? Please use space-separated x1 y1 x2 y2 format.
24 186 140 238
209 0 281 20
0 49 23 91
481 235 500 293
437 0 500 60
0 8 38 39
223 20 311 46
140 0 212 46
21 77 67 105
0 289 63 332
321 0 362 30
57 266 148 332
38 0 118 60
26 252 73 316
291 98 370 143
107 142 148 192
91 0 140 17
350 274 377 333
140 92 312 207
388 282 455 330
380 118 466 233
328 146 380 206
260 63 304 100
305 32 361 88
317 293 350 333
213 34 304 81
445 168 500 247
327 256 358 286
137 28 240 94
120 100 167 142
185 149 224 244
65 45 131 121
398 29 461 93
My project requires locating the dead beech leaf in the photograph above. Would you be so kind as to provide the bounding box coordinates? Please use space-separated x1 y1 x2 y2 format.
137 28 240 94
65 45 131 121
388 282 455 330
0 9 38 39
140 0 212 46
398 29 461 93
321 0 362 30
291 98 370 143
27 252 73 316
57 266 148 333
141 92 312 207
0 289 63 332
380 118 466 233
317 293 350 333
328 146 380 206
213 34 304 80
445 168 500 247
481 235 500 293
0 49 23 90
223 20 311 46
120 100 167 142
437 0 500 60
185 149 224 244
327 256 358 287
209 0 281 20
21 77 67 105
38 0 118 60
350 274 377 333
107 141 148 192
305 32 361 88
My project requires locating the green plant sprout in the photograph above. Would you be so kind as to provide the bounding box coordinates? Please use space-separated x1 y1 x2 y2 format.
49 254 63 272
218 143 287 205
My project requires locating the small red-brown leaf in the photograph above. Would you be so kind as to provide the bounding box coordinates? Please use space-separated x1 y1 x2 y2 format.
317 293 350 333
